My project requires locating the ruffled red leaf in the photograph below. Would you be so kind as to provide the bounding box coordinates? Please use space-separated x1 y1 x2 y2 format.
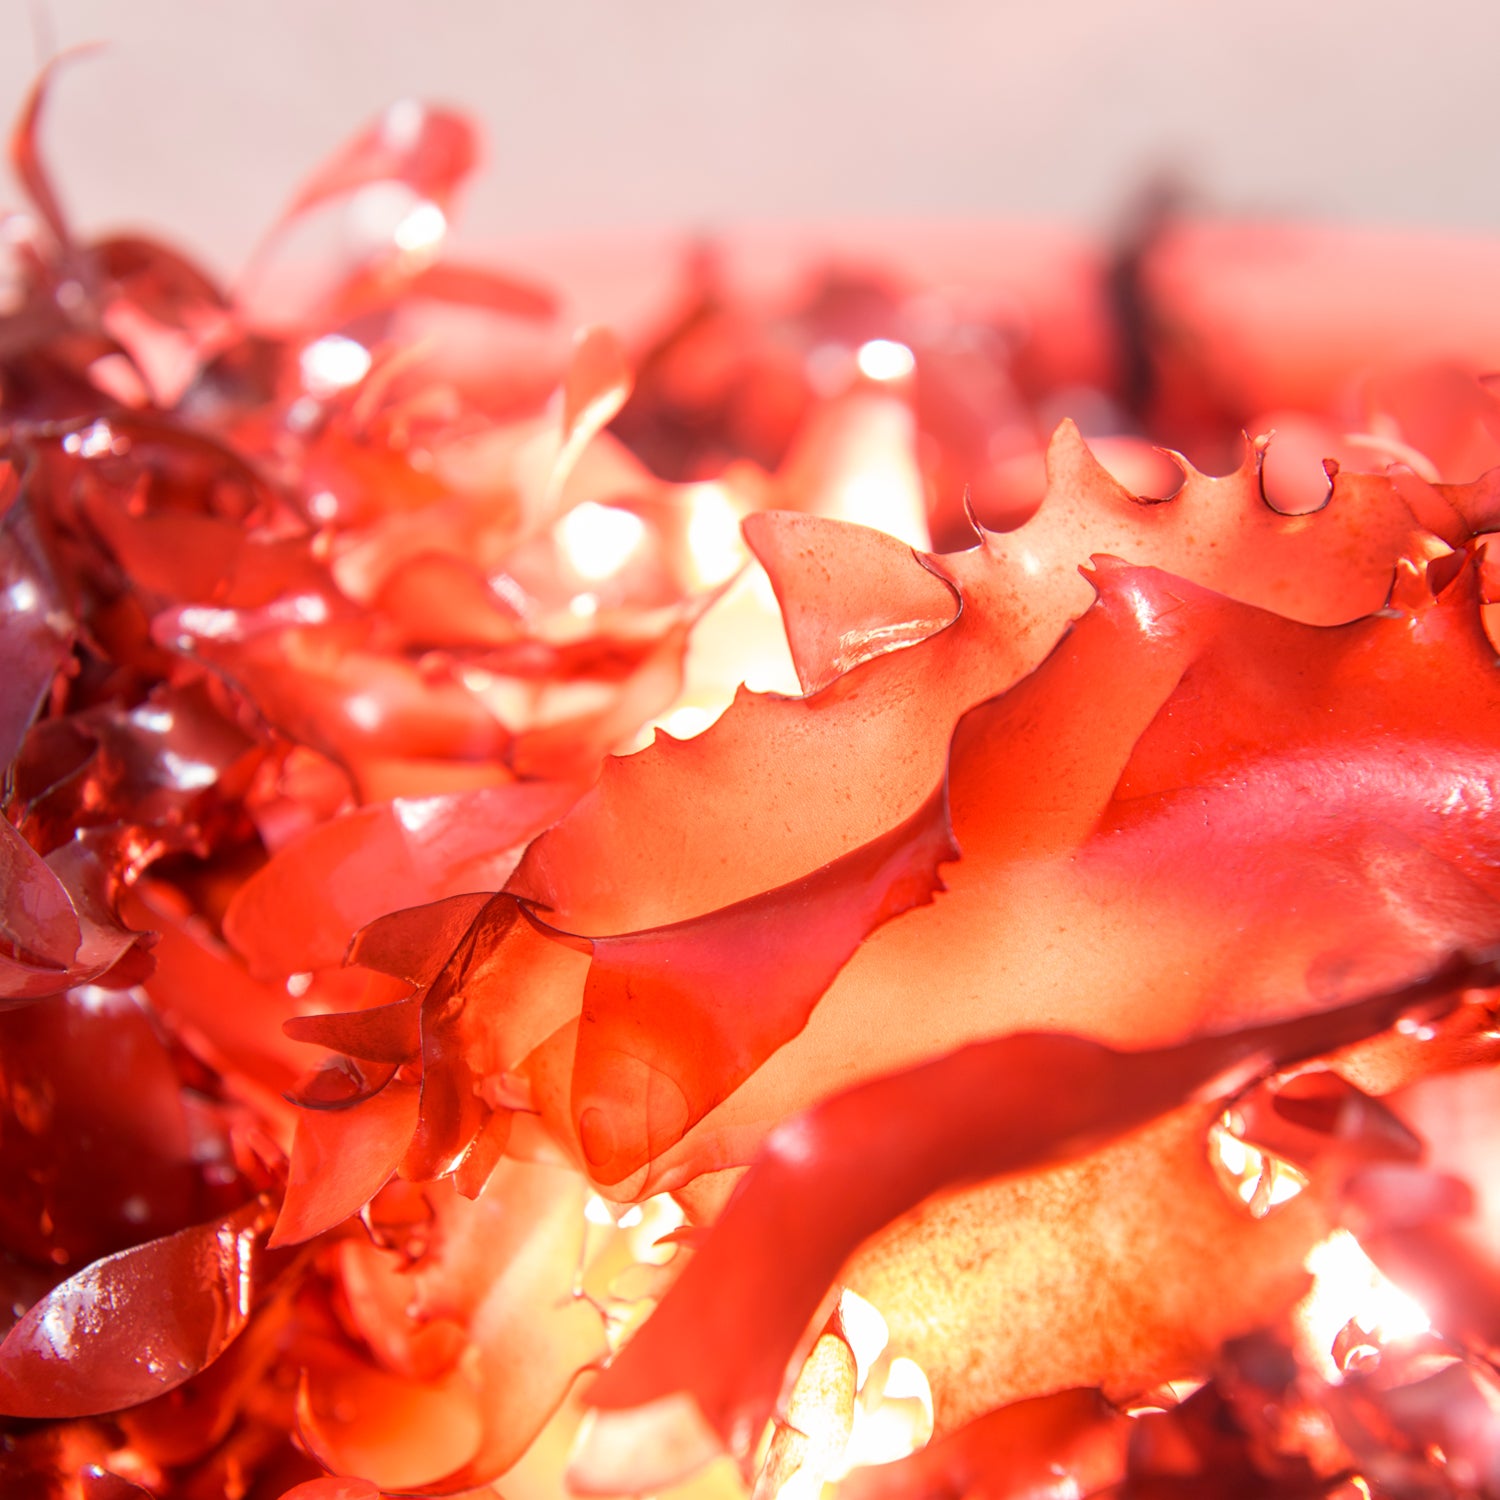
81 501 326 611
0 834 151 1003
1231 1071 1424 1180
0 814 80 975
93 234 230 322
0 985 217 1269
752 510 958 696
0 1198 272 1417
298 1162 604 1495
9 50 86 248
370 552 524 650
296 1356 484 1497
398 895 586 1182
278 888 586 1208
346 892 494 987
225 781 579 978
15 681 265 869
10 71 1500 1500
116 1273 299 1469
582 955 1494 1468
280 889 584 1217
534 779 956 1186
1359 1215 1500 1361
326 257 558 326
281 102 478 224
632 555 1500 1198
511 425 1435 938
839 1387 1128 1500
93 235 235 405
283 994 422 1065
0 482 73 769
277 1480 380 1500
564 325 633 447
131 881 312 1091
271 1079 419 1247
166 620 516 800
1336 1358 1500 1497
286 1053 399 1111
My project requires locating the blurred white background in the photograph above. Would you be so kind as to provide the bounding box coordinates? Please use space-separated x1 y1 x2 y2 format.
0 0 1495 277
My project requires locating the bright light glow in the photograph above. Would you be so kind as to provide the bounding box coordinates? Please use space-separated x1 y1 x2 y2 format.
134 705 173 735
750 563 781 612
7 577 38 612
838 472 927 549
620 562 800 754
883 1357 934 1420
1265 1170 1306 1207
1123 1377 1208 1416
343 693 384 732
299 335 371 397
765 1327 858 1500
833 1353 935 1478
1396 1015 1438 1041
160 750 217 791
625 1193 685 1266
616 1205 644 1230
232 1226 256 1317
382 98 425 149
285 594 330 626
765 1118 819 1168
569 591 600 619
459 665 497 695
308 489 340 522
72 985 120 1015
488 573 530 616
285 973 313 998
1299 1229 1431 1381
392 201 447 256
174 606 239 641
583 1194 615 1227
286 396 321 432
685 483 745 587
558 501 647 581
1123 579 1166 640
1229 1157 1306 1211
662 706 715 740
856 339 916 382
837 1289 890 1392
393 796 448 835
1213 1128 1251 1177
62 420 117 459
1208 1118 1307 1217
841 1403 923 1473
774 1468 824 1500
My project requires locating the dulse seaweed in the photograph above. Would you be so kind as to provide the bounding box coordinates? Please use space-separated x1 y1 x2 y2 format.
4 57 1500 1500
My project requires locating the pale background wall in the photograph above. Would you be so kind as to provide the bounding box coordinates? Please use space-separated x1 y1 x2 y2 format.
0 0 1494 278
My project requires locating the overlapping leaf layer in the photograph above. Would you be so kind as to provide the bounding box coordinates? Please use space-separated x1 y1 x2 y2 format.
5 59 1500 1500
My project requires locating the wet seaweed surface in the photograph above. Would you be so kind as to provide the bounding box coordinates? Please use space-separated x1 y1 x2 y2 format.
5 56 1500 1500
